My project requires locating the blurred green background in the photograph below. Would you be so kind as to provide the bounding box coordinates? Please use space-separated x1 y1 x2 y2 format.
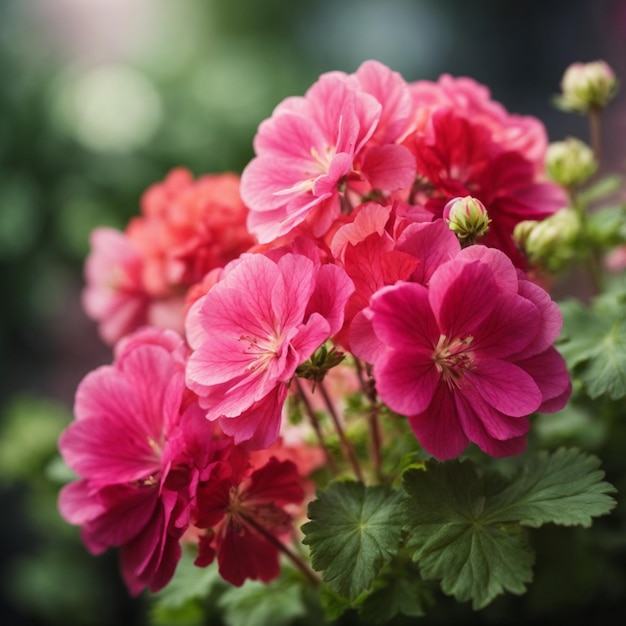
1 1 625 625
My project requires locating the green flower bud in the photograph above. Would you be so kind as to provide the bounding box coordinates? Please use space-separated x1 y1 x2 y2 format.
546 137 597 187
443 196 490 244
556 60 619 113
515 209 581 271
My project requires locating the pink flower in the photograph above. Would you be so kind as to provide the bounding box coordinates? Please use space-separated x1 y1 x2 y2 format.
404 107 567 267
82 227 149 345
409 74 548 171
193 451 305 587
82 169 255 344
240 63 415 243
58 329 218 594
366 246 571 460
186 252 354 448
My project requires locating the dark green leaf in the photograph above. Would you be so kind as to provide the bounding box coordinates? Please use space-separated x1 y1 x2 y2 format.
302 482 406 600
403 461 534 610
402 450 616 610
486 448 616 528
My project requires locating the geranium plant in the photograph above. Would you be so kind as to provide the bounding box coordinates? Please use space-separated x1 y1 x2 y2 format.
57 59 624 624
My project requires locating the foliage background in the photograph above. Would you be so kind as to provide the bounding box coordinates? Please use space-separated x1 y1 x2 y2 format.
0 1 625 624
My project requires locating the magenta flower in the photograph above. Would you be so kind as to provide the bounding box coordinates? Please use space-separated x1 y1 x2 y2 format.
58 329 217 594
367 246 571 459
240 62 415 243
193 450 305 587
186 252 354 448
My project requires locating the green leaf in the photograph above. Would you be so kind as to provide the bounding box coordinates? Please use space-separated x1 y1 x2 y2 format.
403 461 534 610
485 448 616 528
558 296 626 399
402 450 616 610
149 547 227 626
577 174 622 205
217 575 305 626
357 562 429 623
302 482 406 600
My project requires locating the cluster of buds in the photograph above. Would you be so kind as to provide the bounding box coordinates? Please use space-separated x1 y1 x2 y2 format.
546 137 598 188
443 196 491 245
556 60 618 113
514 208 581 271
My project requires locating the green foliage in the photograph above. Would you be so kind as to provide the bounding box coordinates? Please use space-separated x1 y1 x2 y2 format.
302 481 406 600
0 395 71 483
356 559 430 624
402 449 616 610
217 575 307 626
558 292 626 399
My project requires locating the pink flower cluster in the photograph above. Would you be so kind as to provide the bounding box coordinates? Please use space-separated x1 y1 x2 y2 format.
60 60 571 594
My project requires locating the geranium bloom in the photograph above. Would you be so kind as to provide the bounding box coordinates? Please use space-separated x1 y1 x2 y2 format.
193 450 305 587
83 168 254 344
366 246 571 459
409 74 548 170
240 61 415 243
404 74 568 268
186 251 354 448
58 328 218 594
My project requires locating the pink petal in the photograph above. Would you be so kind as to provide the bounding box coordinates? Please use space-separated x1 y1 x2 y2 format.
375 349 439 416
471 291 540 358
370 282 439 351
464 359 542 417
395 219 461 285
360 144 416 191
429 260 498 338
514 346 572 412
218 384 288 450
305 263 355 335
407 383 469 460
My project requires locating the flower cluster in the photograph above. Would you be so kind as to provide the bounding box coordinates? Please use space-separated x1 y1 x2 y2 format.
59 60 574 595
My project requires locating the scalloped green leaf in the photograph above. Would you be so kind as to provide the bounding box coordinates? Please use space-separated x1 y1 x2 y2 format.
403 449 616 610
558 295 626 399
301 482 406 600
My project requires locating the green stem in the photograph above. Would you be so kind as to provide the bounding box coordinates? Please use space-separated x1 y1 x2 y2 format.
294 378 338 474
354 357 382 479
317 379 364 483
589 106 602 163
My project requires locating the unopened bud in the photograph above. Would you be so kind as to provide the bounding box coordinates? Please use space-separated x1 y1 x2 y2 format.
556 61 618 113
546 137 597 187
514 209 581 271
443 196 490 244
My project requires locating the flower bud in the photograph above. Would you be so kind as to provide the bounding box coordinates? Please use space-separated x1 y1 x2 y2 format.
514 209 581 271
546 137 597 187
443 196 490 243
557 61 618 113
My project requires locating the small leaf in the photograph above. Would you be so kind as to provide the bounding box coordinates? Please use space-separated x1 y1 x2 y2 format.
218 576 305 626
357 562 429 623
558 296 626 399
577 174 622 205
302 482 406 600
151 548 225 610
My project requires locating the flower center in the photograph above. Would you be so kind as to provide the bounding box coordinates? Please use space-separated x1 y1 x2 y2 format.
432 333 474 388
239 332 283 373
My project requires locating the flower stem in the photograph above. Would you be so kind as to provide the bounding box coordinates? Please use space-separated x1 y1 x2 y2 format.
239 512 319 586
589 106 602 162
317 380 364 483
354 357 382 479
294 378 338 474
